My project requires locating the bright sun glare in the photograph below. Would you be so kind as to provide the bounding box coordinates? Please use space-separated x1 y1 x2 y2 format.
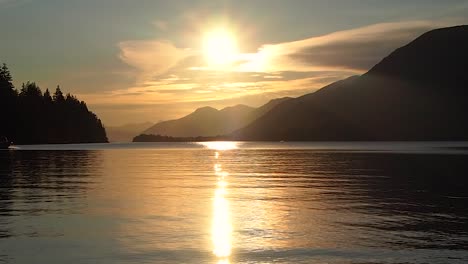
203 28 238 66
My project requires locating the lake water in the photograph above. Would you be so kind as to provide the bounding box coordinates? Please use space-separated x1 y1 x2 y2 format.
1 142 468 264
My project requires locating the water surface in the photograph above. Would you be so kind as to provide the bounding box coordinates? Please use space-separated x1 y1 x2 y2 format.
1 142 468 263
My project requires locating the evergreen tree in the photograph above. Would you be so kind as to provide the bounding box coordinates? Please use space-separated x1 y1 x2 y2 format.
53 85 65 102
0 62 108 144
0 63 13 84
0 64 17 140
20 82 43 98
0 63 16 101
43 88 52 104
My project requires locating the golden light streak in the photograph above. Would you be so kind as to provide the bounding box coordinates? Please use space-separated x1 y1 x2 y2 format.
211 150 232 263
200 142 239 151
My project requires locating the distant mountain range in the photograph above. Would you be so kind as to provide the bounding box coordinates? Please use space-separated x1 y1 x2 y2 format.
232 25 468 141
107 122 154 142
142 97 291 137
137 25 468 142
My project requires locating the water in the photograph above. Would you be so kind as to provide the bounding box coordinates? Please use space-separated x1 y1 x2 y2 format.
1 142 468 264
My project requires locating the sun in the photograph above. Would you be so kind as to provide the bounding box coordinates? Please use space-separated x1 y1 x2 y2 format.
203 28 238 66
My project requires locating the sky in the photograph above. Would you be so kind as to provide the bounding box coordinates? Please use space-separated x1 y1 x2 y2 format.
1 0 468 126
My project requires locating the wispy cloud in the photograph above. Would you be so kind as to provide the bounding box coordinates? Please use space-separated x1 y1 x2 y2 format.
239 19 466 73
118 40 192 82
116 19 462 98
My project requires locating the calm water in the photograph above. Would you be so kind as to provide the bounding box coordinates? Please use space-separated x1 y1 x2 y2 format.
1 142 468 264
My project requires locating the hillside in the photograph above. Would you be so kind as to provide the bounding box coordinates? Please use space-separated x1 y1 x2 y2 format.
143 97 291 137
233 26 468 141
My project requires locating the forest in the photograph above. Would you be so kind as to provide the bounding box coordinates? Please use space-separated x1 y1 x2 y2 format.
0 63 108 144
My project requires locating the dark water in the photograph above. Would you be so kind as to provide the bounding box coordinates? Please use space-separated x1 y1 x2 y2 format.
0 142 468 264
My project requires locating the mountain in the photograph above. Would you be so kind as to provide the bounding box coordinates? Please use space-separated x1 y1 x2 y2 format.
106 122 153 142
143 97 291 137
233 25 468 141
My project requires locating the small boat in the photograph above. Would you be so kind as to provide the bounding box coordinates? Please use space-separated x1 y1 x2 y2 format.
0 137 11 149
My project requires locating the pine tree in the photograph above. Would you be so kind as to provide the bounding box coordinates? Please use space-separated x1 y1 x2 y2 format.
0 63 13 85
43 88 53 104
0 63 16 98
0 62 108 144
53 85 65 102
0 63 17 139
20 82 43 98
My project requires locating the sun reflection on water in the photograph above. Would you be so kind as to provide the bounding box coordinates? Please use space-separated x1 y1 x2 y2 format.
212 150 232 263
200 141 239 151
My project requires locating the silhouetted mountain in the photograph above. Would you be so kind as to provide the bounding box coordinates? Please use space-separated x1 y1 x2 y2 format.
107 122 153 142
0 64 108 144
233 26 468 141
143 98 291 138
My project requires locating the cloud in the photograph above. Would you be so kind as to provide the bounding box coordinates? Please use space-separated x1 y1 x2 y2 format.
119 20 449 88
241 19 466 73
118 40 191 82
84 77 332 126
112 19 452 114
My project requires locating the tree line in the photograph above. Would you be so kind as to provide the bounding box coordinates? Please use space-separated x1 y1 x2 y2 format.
0 63 108 144
133 134 227 142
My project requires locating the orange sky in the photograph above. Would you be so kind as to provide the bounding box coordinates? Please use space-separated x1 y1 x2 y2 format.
2 0 467 125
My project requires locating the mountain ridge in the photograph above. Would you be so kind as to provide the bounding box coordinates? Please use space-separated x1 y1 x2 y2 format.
142 97 291 137
233 25 468 141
